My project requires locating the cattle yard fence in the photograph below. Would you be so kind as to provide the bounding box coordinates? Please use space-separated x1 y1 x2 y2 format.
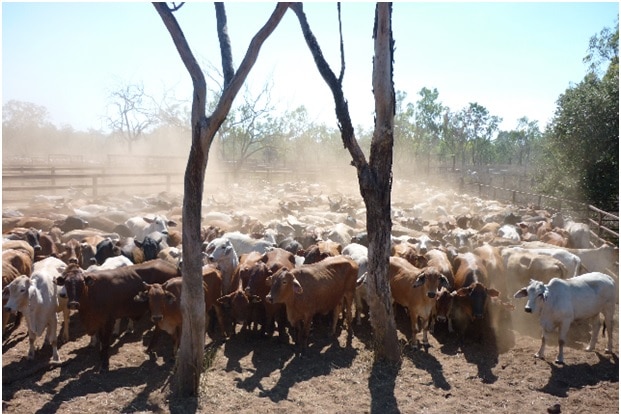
3 158 618 247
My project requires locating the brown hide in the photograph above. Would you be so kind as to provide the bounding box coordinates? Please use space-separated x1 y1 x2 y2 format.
265 255 358 352
54 259 178 371
302 240 342 264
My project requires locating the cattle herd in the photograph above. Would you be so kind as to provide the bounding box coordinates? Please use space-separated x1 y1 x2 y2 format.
2 179 619 374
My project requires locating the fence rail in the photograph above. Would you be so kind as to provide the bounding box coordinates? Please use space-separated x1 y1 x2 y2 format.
3 162 618 247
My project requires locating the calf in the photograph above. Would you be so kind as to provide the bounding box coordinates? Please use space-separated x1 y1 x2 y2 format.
134 277 210 355
54 259 179 371
265 255 358 354
389 256 450 349
4 257 68 363
450 252 499 336
514 272 616 364
203 237 239 295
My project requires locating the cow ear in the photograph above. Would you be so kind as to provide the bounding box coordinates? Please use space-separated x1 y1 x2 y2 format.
412 273 426 288
514 288 527 299
134 291 148 302
166 292 177 304
217 296 231 307
292 279 303 295
440 275 450 289
143 217 155 224
487 288 500 298
454 287 470 297
167 220 177 227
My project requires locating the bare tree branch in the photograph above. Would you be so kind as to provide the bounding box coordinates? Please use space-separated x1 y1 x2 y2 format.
215 3 235 88
289 2 367 172
337 3 346 85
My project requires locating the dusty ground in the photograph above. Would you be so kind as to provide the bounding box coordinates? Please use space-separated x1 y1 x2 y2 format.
2 303 618 414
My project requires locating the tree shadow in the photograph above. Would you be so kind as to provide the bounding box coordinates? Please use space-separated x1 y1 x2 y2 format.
538 352 619 397
368 358 401 414
402 345 451 390
258 334 357 402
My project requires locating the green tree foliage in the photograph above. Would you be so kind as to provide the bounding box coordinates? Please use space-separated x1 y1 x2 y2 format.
534 22 618 210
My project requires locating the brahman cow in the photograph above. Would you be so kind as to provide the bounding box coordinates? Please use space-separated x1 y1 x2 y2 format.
450 252 500 337
124 215 177 243
514 272 616 364
388 256 450 350
54 259 179 372
265 255 358 354
4 257 68 363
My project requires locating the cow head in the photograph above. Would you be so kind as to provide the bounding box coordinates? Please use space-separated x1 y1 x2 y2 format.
453 282 499 320
54 263 92 310
3 275 31 314
513 279 547 314
134 282 176 323
265 269 302 304
413 268 450 299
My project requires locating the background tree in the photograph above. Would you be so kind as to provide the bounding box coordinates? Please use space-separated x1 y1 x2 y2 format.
105 82 159 152
2 100 56 156
533 21 618 210
461 102 501 166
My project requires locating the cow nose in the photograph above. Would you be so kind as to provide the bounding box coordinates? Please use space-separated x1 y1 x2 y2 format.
34 245 42 251
4 305 14 314
419 247 427 254
524 307 532 313
69 258 78 264
427 292 436 299
152 315 163 322
436 315 447 322
68 302 80 310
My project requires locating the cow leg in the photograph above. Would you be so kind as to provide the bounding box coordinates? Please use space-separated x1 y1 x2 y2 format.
331 303 342 335
98 319 115 372
46 317 61 363
555 320 571 364
27 328 37 360
409 313 420 349
535 330 547 360
112 318 122 337
586 316 601 352
603 306 615 354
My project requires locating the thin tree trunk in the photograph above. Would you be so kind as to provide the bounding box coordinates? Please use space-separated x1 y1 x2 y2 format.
153 2 289 396
291 2 400 362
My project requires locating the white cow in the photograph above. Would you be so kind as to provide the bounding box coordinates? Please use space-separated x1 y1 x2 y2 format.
513 272 616 364
504 245 583 277
221 231 276 256
203 237 239 295
124 215 177 243
3 256 68 363
342 242 368 325
85 255 133 272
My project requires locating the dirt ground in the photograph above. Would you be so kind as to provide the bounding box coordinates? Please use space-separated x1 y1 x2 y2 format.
2 302 618 414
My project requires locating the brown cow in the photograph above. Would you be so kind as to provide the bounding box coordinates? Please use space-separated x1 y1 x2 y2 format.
54 259 179 372
59 238 82 266
301 240 342 264
134 277 210 355
391 242 428 268
265 255 358 354
450 252 499 337
388 256 450 350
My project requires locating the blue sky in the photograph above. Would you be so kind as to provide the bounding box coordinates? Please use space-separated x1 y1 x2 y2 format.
2 2 618 133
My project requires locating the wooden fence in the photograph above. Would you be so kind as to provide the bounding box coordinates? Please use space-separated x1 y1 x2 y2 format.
3 161 618 247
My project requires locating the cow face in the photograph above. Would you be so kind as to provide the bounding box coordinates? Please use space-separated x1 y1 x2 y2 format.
4 275 31 314
435 287 453 323
265 269 302 304
134 282 176 323
453 282 499 320
413 268 449 299
60 239 82 266
135 236 161 261
54 263 91 310
514 279 547 314
204 238 234 263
